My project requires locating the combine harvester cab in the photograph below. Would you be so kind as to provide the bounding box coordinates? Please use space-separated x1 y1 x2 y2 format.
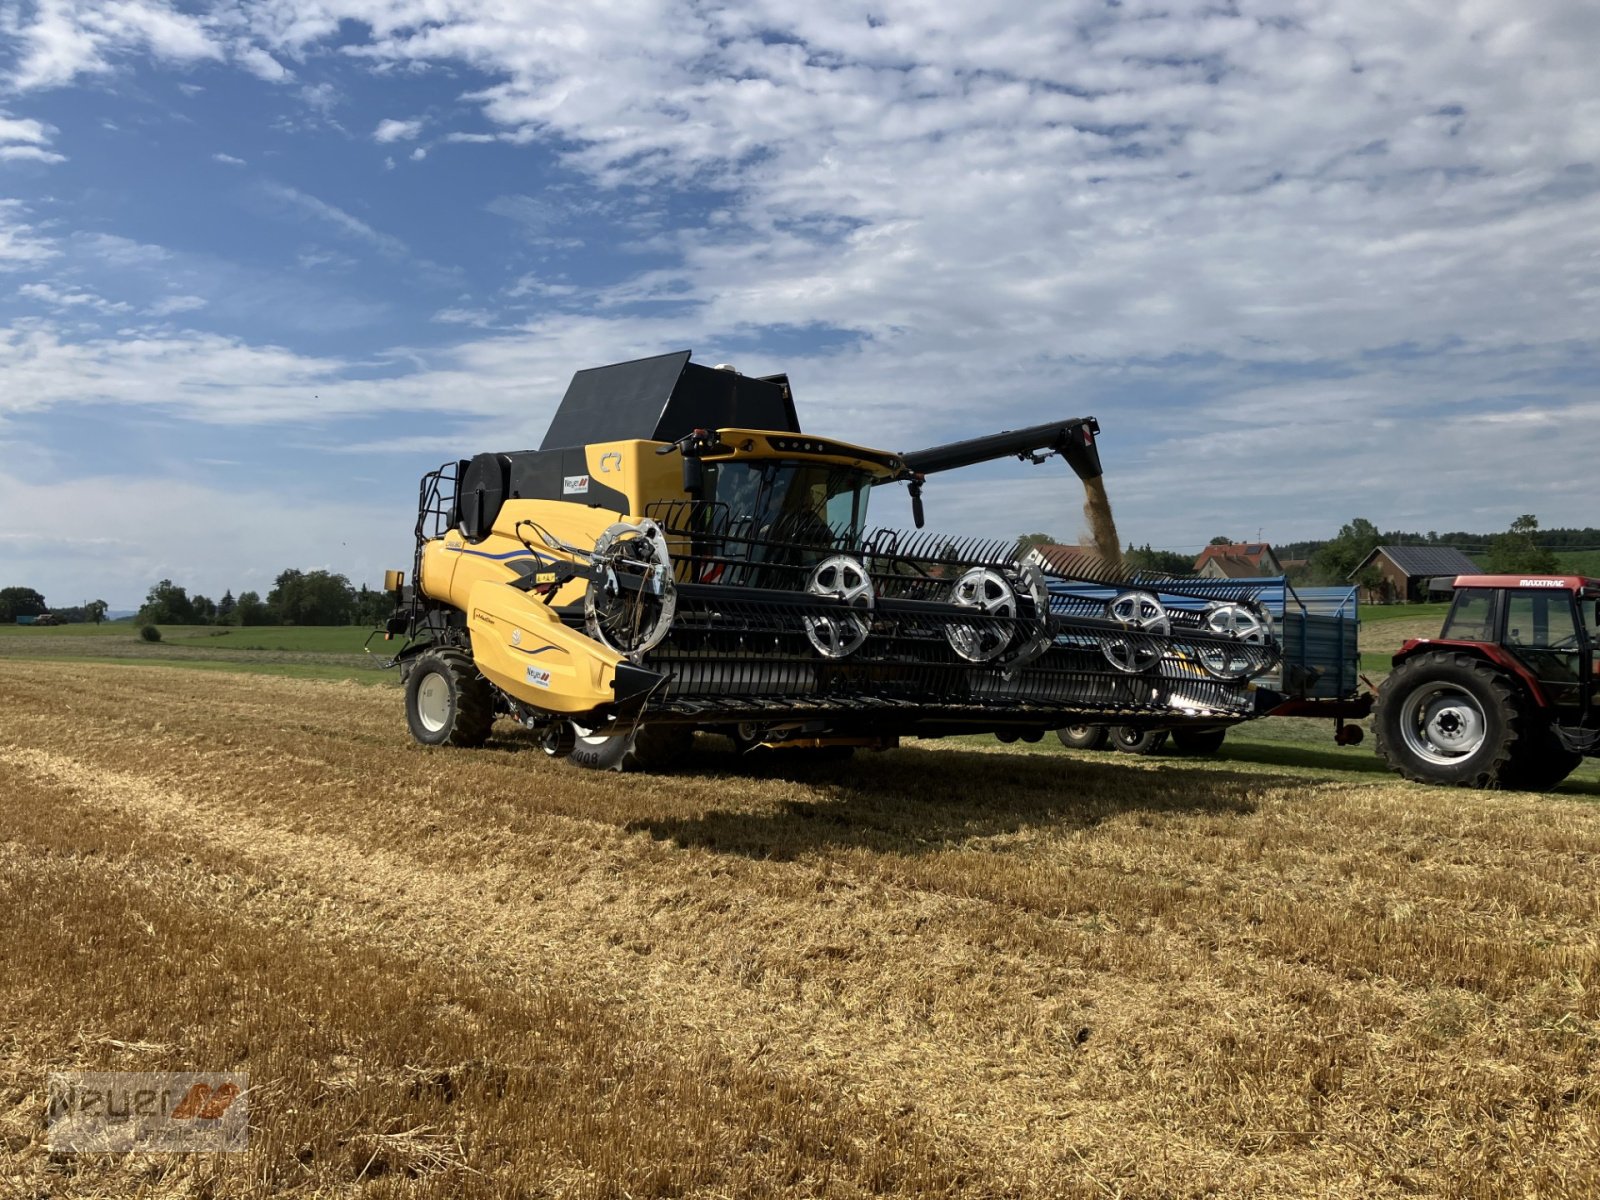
383 352 1282 769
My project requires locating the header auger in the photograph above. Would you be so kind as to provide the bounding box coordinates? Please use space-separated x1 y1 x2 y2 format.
384 351 1280 770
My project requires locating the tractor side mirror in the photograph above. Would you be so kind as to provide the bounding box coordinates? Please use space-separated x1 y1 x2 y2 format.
908 477 925 529
681 456 704 496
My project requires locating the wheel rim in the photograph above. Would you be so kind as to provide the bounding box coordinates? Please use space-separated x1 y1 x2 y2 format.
1398 683 1488 764
416 673 450 733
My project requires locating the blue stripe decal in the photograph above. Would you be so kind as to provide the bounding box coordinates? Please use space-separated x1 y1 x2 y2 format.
445 545 545 562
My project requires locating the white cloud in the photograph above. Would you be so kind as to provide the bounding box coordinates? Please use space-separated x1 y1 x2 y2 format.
149 293 207 316
0 145 66 163
0 201 58 269
2 0 1599 547
234 43 291 83
18 281 132 315
409 146 426 161
7 0 222 90
0 468 406 610
260 181 410 259
211 152 246 166
0 109 65 163
373 117 423 143
431 307 495 327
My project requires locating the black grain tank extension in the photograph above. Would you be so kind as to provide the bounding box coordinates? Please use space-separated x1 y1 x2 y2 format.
539 350 800 450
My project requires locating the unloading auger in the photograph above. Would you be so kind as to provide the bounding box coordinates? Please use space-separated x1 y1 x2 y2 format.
380 351 1279 770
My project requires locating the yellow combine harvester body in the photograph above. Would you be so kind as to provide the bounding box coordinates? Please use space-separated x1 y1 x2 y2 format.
418 431 900 717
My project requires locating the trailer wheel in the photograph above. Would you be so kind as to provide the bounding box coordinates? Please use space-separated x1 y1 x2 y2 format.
568 723 692 772
1372 652 1524 788
405 650 494 747
1111 726 1168 755
1170 726 1227 756
1056 724 1109 751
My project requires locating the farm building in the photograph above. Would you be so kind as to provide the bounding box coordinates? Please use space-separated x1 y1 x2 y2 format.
1349 545 1480 603
1193 542 1283 579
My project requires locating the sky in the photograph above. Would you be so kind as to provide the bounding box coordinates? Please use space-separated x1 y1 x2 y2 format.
1 0 1597 610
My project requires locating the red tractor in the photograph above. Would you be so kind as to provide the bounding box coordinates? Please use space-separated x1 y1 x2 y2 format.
1374 575 1598 790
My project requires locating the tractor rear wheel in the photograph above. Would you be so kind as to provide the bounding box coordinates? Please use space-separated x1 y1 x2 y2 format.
405 650 495 747
1056 724 1109 751
1111 726 1168 755
1372 652 1525 788
568 723 693 772
1170 726 1228 756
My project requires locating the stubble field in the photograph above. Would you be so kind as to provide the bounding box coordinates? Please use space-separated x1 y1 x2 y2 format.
4 657 1600 1198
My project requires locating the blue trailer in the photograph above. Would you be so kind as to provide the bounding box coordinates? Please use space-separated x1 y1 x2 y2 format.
1038 574 1372 755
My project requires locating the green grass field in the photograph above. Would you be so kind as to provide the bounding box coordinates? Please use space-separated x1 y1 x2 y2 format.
0 621 377 653
1359 600 1451 624
0 621 396 684
1557 550 1600 576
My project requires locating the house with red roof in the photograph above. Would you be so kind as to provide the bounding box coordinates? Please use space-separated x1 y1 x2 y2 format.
1192 542 1283 579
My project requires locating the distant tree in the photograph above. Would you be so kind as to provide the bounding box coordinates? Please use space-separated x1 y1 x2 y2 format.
139 579 196 625
267 569 355 625
1484 514 1560 574
1124 543 1193 576
85 599 108 625
192 594 218 624
354 584 393 627
1015 532 1056 551
217 590 236 623
234 590 271 626
0 586 47 623
1310 518 1383 585
1208 535 1234 546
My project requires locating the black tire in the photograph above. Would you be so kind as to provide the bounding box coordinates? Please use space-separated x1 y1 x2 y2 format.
1056 724 1109 751
1170 726 1228 756
569 724 693 772
1111 726 1168 755
1499 724 1582 792
1372 652 1526 788
405 650 495 747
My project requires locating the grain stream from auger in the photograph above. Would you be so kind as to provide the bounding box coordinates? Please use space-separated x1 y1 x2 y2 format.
3 661 1600 1197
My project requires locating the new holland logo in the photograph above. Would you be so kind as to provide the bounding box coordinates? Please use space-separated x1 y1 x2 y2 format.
525 665 552 687
563 474 590 495
170 1082 242 1120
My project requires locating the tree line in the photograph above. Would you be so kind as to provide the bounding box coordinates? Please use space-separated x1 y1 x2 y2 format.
138 570 394 627
0 587 107 624
1020 512 1567 588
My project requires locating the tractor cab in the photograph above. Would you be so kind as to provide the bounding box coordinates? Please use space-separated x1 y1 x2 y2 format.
1436 575 1600 714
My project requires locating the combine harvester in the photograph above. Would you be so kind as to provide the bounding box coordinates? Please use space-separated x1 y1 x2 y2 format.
382 352 1281 769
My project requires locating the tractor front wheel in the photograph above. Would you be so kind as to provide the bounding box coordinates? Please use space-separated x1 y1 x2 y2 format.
1372 652 1525 788
405 650 495 747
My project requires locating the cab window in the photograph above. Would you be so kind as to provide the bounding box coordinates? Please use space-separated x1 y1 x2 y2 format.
1504 590 1579 650
1441 588 1495 642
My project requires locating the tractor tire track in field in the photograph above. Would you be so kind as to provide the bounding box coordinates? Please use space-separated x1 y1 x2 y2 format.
5 661 1600 1197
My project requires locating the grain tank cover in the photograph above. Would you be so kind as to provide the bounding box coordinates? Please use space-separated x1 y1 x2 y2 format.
539 350 801 450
